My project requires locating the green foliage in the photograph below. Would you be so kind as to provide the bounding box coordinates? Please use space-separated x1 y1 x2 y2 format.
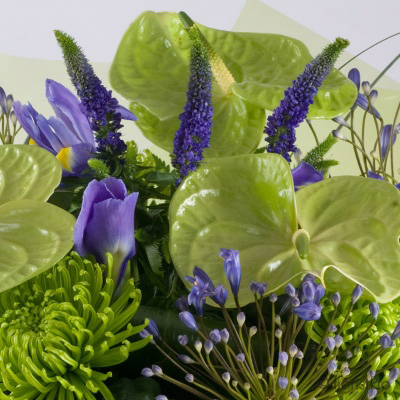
0 145 75 293
303 133 339 172
306 296 400 399
169 153 400 307
0 252 151 400
88 157 110 179
110 12 357 156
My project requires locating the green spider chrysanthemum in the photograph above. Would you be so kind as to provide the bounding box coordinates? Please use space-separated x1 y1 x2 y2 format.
0 252 151 400
307 295 400 400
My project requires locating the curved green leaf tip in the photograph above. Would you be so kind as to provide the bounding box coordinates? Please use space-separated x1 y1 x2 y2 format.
169 153 400 307
110 12 357 157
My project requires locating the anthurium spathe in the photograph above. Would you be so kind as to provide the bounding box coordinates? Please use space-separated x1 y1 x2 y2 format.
74 177 138 289
13 79 95 176
169 153 400 307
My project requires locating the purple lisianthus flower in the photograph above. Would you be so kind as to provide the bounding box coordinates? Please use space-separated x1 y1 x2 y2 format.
13 79 95 176
74 177 138 288
291 162 324 190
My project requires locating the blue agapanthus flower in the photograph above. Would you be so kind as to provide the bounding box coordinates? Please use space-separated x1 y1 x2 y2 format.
172 41 213 184
265 38 349 161
54 30 136 156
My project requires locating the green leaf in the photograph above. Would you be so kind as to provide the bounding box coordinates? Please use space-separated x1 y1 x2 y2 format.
0 145 62 205
296 176 400 303
0 199 75 292
169 154 400 307
110 12 357 155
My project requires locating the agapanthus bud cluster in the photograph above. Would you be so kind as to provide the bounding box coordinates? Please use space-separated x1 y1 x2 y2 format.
141 249 399 399
0 86 20 144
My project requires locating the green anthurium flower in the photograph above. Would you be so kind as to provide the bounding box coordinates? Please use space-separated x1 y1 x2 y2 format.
0 145 75 292
169 153 400 308
110 11 357 157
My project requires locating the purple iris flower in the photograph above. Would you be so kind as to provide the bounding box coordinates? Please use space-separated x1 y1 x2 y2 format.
220 248 242 296
13 79 95 176
74 177 138 288
291 162 324 190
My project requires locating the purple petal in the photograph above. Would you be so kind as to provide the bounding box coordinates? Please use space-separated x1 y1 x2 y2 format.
116 105 137 121
380 124 397 160
57 142 94 177
101 177 128 200
293 302 322 321
291 162 324 190
84 193 138 285
348 68 360 92
46 79 95 146
367 171 384 180
356 93 381 119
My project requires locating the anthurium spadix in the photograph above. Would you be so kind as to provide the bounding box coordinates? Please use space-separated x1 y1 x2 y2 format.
169 153 400 307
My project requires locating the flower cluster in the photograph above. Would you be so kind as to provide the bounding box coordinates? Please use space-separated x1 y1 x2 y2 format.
0 252 151 399
172 39 213 184
265 38 349 161
54 30 136 158
0 87 19 144
141 249 399 399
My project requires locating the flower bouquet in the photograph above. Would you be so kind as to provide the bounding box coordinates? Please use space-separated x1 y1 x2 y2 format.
1 10 400 400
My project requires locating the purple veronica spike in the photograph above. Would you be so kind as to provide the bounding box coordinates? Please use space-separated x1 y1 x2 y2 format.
264 38 349 161
278 377 288 389
172 40 213 183
293 302 322 321
13 81 95 177
291 162 324 191
220 249 242 296
179 311 198 331
74 178 138 290
55 31 131 155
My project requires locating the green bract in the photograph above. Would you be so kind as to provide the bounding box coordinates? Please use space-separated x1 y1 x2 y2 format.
110 11 357 156
169 154 400 307
0 252 151 400
0 145 75 293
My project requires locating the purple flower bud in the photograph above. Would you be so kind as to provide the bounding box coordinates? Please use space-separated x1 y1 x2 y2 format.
329 324 337 332
146 318 161 340
333 129 348 141
209 329 221 343
176 296 189 312
290 389 299 399
289 344 298 357
204 340 213 354
0 87 6 113
285 283 296 297
222 372 230 383
178 354 196 364
250 281 258 293
291 297 300 307
296 351 304 359
348 68 360 91
352 285 363 304
141 367 154 377
331 292 341 306
237 312 246 328
214 284 228 306
151 365 163 376
293 302 322 321
302 280 315 303
139 329 151 340
326 337 335 352
194 340 202 352
369 302 379 320
251 282 267 296
185 374 194 383
220 328 229 343
380 333 394 348
220 248 241 295
369 89 378 104
335 335 343 348
236 353 245 362
389 368 399 385
266 366 274 375
392 321 400 340
178 335 188 346
345 350 352 359
270 293 278 303
342 367 350 377
179 311 198 331
314 284 325 304
278 377 288 389
332 115 350 128
367 370 376 381
328 360 337 374
279 352 288 366
367 389 377 399
275 329 282 338
362 81 371 95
